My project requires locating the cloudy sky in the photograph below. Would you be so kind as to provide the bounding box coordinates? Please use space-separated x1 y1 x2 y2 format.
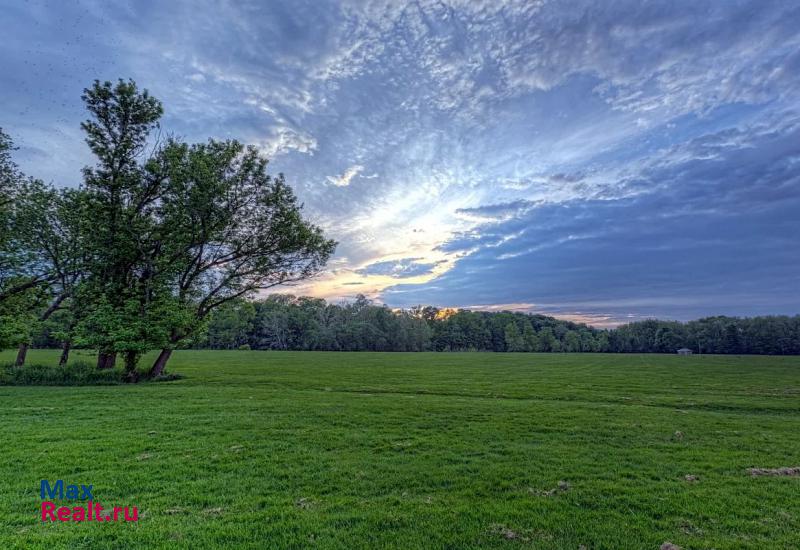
2 0 799 326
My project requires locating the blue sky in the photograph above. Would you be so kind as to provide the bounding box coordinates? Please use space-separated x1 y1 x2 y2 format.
2 0 799 325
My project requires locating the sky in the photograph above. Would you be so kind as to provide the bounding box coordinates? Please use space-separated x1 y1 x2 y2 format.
2 0 799 326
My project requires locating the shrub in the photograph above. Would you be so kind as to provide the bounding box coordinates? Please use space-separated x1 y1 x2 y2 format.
237 344 251 351
0 362 183 386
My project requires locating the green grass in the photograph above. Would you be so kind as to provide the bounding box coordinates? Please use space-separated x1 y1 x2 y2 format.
1 350 799 549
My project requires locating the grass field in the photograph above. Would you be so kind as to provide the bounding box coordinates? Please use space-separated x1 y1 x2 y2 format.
1 350 799 549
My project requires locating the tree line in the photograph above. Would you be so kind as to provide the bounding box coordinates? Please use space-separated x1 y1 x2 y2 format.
90 294 797 355
0 79 335 380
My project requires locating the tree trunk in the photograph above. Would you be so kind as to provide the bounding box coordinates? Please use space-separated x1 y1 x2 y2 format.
150 348 173 378
97 352 116 369
123 351 140 383
124 350 137 371
12 292 68 368
15 343 29 367
59 340 72 367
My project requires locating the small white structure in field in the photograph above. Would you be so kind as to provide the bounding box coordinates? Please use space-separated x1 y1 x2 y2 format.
677 348 693 355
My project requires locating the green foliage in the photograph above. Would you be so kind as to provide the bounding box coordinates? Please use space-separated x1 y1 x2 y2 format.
522 321 539 351
0 281 45 349
610 315 800 354
81 79 163 163
0 361 124 385
1 349 799 548
0 360 183 386
200 294 431 351
203 294 256 350
504 322 525 352
0 127 20 245
3 181 87 351
0 128 50 338
143 138 337 354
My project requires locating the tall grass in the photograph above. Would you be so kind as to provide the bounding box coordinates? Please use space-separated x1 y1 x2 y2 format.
0 361 182 385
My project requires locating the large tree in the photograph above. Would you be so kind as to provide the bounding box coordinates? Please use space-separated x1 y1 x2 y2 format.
145 139 335 376
73 80 334 378
76 79 166 373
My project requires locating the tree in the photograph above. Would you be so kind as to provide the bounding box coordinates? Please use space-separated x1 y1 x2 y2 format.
504 322 525 352
653 326 677 353
76 79 167 375
0 129 55 308
145 138 336 376
0 130 55 351
522 321 539 351
0 128 17 248
204 299 256 349
723 322 741 354
538 327 559 352
9 183 86 365
563 330 581 352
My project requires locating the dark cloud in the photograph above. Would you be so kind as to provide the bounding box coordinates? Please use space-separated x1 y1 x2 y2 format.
386 113 800 321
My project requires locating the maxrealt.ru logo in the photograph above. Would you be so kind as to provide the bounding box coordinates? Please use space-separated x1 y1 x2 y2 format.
40 480 138 522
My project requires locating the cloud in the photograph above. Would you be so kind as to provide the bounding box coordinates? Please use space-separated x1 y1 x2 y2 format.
327 164 365 187
384 111 800 321
455 200 537 222
257 127 318 157
357 257 441 278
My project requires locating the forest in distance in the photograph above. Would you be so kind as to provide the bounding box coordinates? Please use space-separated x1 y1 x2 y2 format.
32 294 800 355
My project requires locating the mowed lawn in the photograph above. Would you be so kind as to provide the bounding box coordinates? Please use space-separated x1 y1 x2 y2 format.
1 351 799 549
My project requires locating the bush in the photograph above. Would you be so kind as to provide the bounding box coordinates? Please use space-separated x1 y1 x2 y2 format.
0 362 183 386
237 344 251 351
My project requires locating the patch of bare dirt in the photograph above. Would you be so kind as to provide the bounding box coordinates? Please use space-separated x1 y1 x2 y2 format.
489 524 527 541
530 480 570 497
678 519 703 536
296 497 317 510
660 543 681 550
684 474 699 482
